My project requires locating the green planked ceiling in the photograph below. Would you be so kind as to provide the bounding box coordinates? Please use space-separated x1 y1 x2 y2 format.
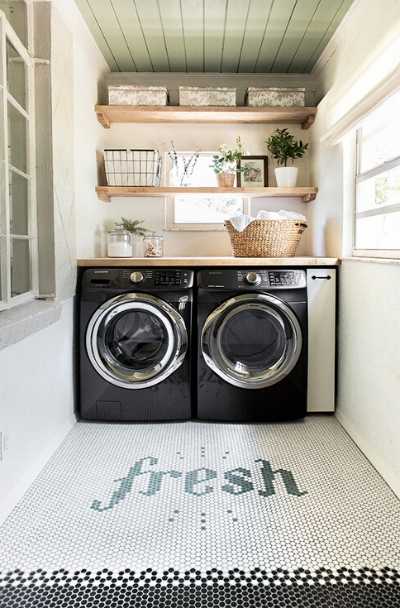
75 0 354 73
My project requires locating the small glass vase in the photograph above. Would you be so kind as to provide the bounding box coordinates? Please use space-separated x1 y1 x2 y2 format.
143 234 164 258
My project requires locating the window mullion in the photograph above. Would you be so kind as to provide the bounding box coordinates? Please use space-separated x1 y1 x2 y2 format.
0 16 11 307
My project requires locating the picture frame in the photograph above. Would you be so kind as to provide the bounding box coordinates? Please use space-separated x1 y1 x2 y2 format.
237 156 268 187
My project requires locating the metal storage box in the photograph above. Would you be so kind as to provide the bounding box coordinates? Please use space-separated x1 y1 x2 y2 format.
108 85 168 106
179 86 236 106
104 149 161 186
246 87 305 107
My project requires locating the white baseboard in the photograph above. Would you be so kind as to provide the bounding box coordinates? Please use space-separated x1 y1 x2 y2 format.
336 411 400 499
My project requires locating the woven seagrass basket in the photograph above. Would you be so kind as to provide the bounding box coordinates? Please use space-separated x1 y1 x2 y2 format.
225 219 307 257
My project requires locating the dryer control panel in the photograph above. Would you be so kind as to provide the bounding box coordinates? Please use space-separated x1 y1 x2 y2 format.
198 269 306 290
81 268 194 291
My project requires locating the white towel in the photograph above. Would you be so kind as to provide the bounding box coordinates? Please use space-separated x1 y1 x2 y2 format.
229 210 306 232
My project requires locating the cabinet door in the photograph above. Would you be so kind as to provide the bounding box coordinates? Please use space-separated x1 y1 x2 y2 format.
307 269 336 412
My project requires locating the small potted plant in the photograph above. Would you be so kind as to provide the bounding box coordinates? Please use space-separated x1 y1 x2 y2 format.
211 137 244 187
266 128 308 187
114 217 149 256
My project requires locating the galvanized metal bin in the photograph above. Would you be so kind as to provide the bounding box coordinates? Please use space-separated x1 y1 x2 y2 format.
108 86 168 106
179 86 236 106
246 87 305 107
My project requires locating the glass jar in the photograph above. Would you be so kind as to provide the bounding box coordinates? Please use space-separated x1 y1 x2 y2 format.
143 234 164 257
107 228 132 258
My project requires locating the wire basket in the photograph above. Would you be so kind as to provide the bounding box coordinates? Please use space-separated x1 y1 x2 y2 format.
104 149 162 186
225 219 307 257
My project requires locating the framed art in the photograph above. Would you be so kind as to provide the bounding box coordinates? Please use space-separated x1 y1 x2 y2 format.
237 156 268 187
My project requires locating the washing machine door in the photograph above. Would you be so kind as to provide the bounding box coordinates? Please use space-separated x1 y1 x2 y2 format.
201 293 302 390
86 293 188 389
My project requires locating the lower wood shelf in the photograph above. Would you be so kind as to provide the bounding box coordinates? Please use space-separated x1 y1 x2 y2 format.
96 186 318 203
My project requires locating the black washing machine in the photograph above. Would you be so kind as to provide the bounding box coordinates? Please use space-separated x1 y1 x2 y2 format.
77 268 193 421
196 268 307 421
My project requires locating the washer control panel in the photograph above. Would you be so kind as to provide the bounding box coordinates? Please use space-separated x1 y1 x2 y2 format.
199 269 306 290
83 269 194 290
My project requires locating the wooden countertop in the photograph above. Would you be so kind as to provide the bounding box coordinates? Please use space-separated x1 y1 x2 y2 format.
78 256 339 267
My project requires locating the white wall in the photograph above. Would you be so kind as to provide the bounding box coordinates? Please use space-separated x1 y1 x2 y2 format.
311 0 400 496
0 299 75 522
0 0 108 523
336 261 400 497
53 0 109 260
92 122 312 258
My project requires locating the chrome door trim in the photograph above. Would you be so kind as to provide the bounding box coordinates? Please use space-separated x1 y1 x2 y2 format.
201 293 302 390
86 293 188 389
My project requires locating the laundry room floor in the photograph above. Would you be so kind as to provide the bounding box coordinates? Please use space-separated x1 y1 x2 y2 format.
1 417 400 607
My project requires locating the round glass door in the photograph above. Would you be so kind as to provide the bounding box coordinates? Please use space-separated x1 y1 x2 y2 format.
202 294 302 389
86 293 187 389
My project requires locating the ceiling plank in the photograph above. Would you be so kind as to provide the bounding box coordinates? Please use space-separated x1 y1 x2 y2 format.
107 0 153 71
271 0 322 73
84 0 137 71
204 0 227 72
237 0 274 73
134 0 170 71
306 0 353 70
180 0 205 71
288 0 344 73
75 0 119 70
254 0 297 73
220 0 252 72
157 0 187 71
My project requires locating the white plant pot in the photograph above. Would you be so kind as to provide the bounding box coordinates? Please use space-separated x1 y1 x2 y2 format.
275 166 298 188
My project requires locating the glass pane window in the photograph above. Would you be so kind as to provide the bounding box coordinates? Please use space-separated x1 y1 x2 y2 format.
355 212 400 250
11 238 31 296
9 170 29 235
6 38 26 109
8 101 27 172
174 196 244 224
354 89 400 253
0 12 35 309
356 165 400 214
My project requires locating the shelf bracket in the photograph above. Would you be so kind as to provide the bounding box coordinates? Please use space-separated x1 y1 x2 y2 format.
96 188 111 202
301 114 315 130
96 111 111 129
303 192 317 202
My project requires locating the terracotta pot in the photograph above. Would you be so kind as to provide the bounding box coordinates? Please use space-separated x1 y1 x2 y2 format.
217 172 236 188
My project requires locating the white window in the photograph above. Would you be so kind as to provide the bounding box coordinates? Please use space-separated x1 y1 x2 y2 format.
354 90 400 256
165 151 249 231
0 8 36 310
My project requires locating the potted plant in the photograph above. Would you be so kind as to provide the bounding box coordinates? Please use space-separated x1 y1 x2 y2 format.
266 128 308 187
211 137 244 187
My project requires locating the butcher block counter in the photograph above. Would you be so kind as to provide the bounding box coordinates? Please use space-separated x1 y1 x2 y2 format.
78 257 339 267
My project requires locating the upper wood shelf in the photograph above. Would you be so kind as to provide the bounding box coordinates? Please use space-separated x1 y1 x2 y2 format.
95 105 317 129
96 186 318 203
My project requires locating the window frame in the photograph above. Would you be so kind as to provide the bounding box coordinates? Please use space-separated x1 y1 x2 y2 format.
0 8 37 310
165 150 249 231
352 115 400 259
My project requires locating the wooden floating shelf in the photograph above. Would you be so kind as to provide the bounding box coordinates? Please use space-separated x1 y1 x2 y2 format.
96 186 318 203
95 105 317 129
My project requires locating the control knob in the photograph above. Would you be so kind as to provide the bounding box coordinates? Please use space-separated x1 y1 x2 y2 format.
130 271 144 284
246 272 261 286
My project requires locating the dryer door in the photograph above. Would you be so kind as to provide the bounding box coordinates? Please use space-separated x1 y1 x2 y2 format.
201 293 302 389
86 293 188 389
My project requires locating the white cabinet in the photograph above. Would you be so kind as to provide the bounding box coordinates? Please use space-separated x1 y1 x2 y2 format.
307 268 336 412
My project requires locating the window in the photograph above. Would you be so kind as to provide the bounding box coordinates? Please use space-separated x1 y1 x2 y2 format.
165 151 249 231
354 90 400 255
0 9 36 309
